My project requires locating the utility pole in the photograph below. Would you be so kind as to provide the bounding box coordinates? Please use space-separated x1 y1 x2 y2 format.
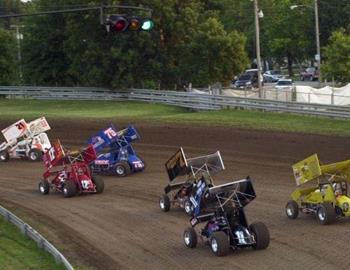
10 25 23 84
314 0 321 85
253 0 262 98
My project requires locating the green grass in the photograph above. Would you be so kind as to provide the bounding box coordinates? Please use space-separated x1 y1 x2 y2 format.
0 216 65 270
1 99 350 136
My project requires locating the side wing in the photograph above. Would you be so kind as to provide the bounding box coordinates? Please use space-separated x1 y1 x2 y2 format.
292 154 322 186
43 140 66 170
165 148 188 182
1 119 29 144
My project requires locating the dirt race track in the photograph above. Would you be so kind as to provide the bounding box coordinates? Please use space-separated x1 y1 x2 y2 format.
1 119 350 270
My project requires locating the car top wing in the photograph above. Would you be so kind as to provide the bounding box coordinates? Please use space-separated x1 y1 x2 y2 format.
320 159 350 180
292 154 322 186
165 148 188 182
208 178 256 208
87 124 119 152
88 125 140 152
187 151 225 178
1 119 29 144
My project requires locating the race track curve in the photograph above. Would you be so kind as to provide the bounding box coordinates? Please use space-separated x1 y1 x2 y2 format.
1 119 350 270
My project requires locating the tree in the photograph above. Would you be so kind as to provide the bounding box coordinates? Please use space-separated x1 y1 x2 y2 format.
321 29 350 84
0 28 17 85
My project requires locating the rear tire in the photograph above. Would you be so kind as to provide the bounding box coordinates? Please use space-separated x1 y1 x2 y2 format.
183 227 197 248
317 203 336 225
114 161 131 177
62 181 77 198
92 175 104 193
249 222 270 250
38 180 50 195
159 194 171 212
28 149 42 162
0 150 9 162
210 231 230 256
285 200 299 219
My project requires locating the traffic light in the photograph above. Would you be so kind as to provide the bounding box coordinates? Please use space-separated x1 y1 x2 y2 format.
106 15 154 33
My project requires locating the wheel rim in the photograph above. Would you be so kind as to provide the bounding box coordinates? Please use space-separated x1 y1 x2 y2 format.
116 166 125 175
63 187 68 195
39 184 45 193
30 151 38 160
0 154 5 160
318 208 326 221
211 238 218 253
184 201 192 214
184 231 191 246
286 206 294 216
159 198 165 209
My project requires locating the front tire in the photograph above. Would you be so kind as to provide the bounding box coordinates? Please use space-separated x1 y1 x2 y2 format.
285 200 299 219
183 227 197 248
0 150 9 162
92 175 104 193
317 203 336 225
114 161 131 177
28 149 42 162
210 231 230 256
249 222 270 250
38 180 50 195
159 194 171 212
62 181 77 198
184 199 194 216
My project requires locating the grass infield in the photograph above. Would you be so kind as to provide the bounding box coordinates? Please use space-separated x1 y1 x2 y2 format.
0 99 349 136
0 216 65 270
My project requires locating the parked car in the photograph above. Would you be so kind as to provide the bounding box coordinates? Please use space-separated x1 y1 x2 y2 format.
263 70 284 82
300 67 319 81
274 79 293 90
245 68 264 84
233 74 256 89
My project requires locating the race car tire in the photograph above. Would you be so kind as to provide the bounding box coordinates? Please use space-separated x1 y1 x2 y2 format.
159 194 171 212
114 162 131 177
184 199 194 216
0 151 9 162
38 180 50 195
92 175 104 193
28 149 42 162
285 200 299 219
183 227 197 248
249 222 270 250
210 231 230 256
62 181 77 198
317 203 336 225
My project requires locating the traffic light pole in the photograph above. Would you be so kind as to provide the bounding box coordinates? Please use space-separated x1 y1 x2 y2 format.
0 4 152 22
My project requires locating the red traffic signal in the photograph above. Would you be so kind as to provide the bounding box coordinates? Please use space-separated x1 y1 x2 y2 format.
106 15 154 32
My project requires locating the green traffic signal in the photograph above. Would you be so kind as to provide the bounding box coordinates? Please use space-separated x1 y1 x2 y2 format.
141 19 154 31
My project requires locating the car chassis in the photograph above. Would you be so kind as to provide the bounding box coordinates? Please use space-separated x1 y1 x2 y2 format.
183 178 270 256
286 154 350 225
39 140 104 198
159 147 225 216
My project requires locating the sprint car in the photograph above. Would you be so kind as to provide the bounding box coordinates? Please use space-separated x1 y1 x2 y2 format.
38 140 104 198
286 154 350 225
184 178 270 256
0 117 51 162
87 124 145 177
159 148 225 216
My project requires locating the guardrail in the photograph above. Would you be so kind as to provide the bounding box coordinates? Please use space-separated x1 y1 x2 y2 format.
1 86 350 119
0 205 74 270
